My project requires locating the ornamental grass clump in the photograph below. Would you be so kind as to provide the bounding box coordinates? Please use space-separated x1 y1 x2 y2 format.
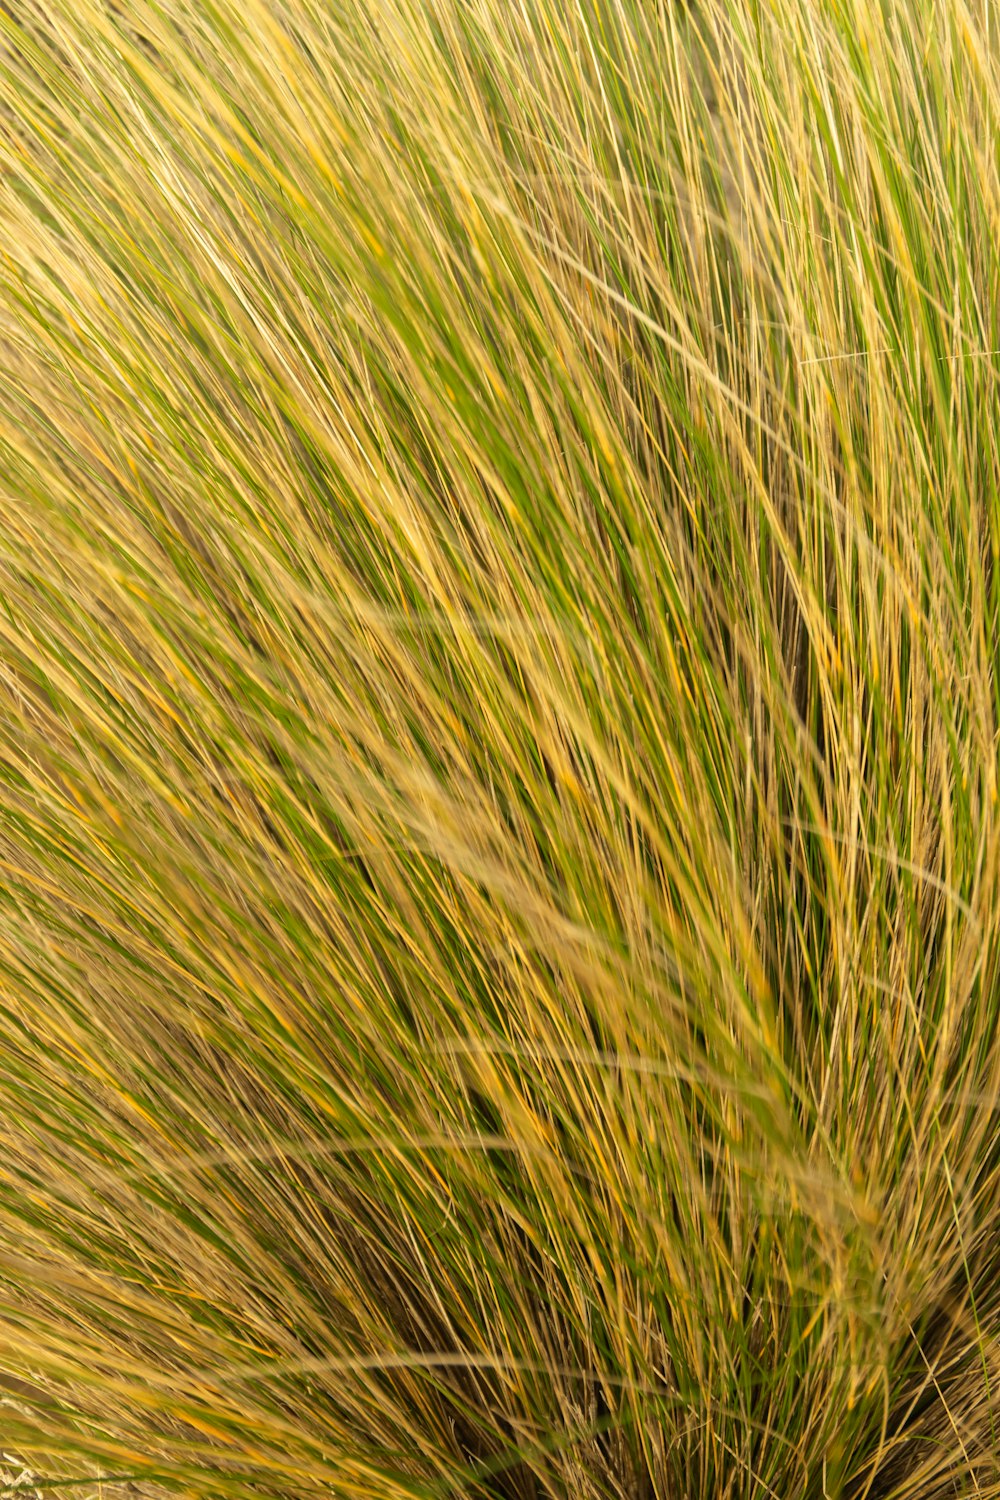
1 0 1000 1497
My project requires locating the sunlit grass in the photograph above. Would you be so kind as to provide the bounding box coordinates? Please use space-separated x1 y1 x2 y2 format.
0 0 999 1497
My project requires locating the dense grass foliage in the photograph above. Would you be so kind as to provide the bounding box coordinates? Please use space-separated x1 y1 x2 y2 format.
1 0 1000 1496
